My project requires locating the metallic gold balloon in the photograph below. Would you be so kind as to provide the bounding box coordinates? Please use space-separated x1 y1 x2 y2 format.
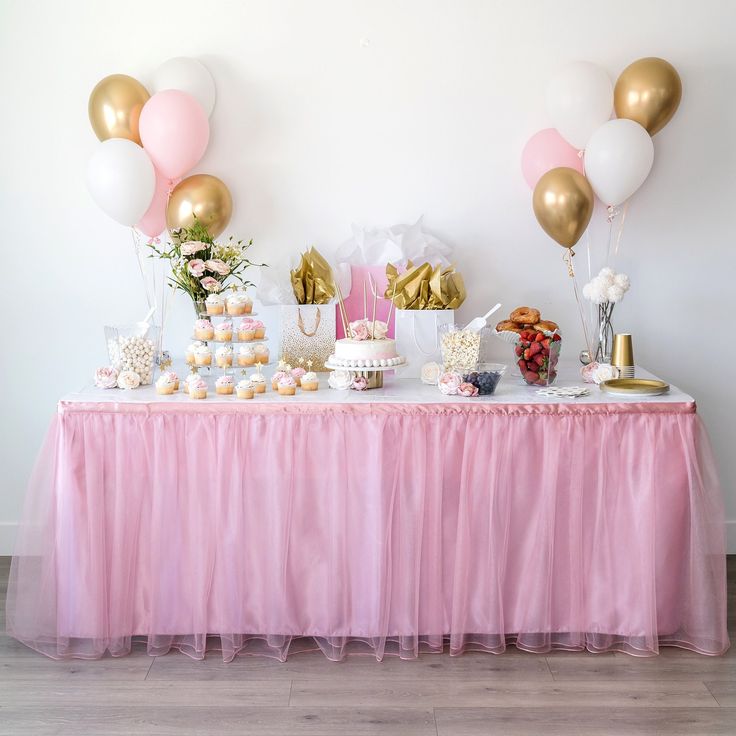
614 57 682 136
532 167 594 249
88 74 150 144
166 174 233 238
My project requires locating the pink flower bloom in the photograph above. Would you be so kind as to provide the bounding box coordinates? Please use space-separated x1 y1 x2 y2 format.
457 382 479 397
200 277 221 292
94 365 118 389
438 371 462 395
350 320 369 341
180 240 207 256
205 259 230 276
352 376 369 391
188 259 206 277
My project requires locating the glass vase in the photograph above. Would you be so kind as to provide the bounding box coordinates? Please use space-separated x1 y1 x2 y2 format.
595 304 614 363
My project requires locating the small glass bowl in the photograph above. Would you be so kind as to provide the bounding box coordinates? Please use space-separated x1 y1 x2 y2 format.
462 363 507 396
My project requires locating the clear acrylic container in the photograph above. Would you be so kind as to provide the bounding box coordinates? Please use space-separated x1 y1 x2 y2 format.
104 322 160 385
438 324 494 373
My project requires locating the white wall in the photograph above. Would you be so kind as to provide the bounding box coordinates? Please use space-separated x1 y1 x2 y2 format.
1 0 734 552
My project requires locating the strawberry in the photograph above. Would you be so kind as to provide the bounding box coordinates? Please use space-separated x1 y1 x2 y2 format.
535 332 545 342
542 338 551 349
517 358 526 371
524 348 532 360
552 333 561 341
514 345 523 356
529 342 542 356
524 370 539 383
534 354 546 367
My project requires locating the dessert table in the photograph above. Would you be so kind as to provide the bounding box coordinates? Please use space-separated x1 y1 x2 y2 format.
5 364 729 661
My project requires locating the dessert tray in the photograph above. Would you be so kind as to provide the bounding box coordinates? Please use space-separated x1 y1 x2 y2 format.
190 335 269 344
324 358 408 371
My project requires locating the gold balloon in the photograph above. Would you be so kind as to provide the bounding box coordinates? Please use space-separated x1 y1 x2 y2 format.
88 74 150 144
166 175 233 238
532 167 594 249
614 57 682 136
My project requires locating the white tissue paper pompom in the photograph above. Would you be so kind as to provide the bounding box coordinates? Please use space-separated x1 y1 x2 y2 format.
614 272 630 291
607 284 625 303
582 282 593 300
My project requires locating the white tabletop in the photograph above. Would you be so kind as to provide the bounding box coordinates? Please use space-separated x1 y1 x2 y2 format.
62 363 693 407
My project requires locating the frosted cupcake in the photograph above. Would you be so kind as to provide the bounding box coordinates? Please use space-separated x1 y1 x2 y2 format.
254 344 269 365
238 345 256 367
155 372 177 395
236 379 254 399
250 373 267 394
238 319 256 341
185 341 203 365
301 371 319 391
252 320 266 339
215 375 234 395
214 320 233 342
216 345 233 368
205 293 225 315
291 366 306 386
194 344 212 366
226 291 252 316
277 374 297 396
194 319 214 341
190 377 208 400
271 370 287 391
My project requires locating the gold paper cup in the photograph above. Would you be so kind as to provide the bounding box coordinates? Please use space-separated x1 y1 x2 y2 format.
611 333 634 368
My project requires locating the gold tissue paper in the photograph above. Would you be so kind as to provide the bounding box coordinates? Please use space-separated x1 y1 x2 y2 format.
290 247 336 305
385 261 466 310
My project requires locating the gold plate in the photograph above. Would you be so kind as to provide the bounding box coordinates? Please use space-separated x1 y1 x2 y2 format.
599 378 670 396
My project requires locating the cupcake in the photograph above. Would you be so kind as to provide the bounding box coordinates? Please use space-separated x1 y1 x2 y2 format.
194 319 214 340
190 377 208 399
226 291 252 316
215 375 235 395
155 372 177 395
238 319 256 341
185 341 203 365
163 370 180 391
216 345 233 368
184 372 202 395
271 370 287 391
291 366 306 386
214 320 233 342
254 344 269 365
252 320 266 339
250 373 267 394
194 344 212 366
238 345 256 367
205 293 225 315
236 379 255 399
301 371 319 391
277 374 297 396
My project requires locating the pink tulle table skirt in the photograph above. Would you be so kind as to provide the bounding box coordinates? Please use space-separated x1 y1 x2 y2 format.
6 399 729 660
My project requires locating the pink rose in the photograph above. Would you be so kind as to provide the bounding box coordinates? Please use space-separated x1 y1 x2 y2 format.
200 277 221 292
371 321 388 340
94 365 118 389
205 259 230 276
180 240 207 256
438 371 462 395
457 382 479 397
581 361 599 384
350 320 369 341
352 376 369 391
188 259 206 277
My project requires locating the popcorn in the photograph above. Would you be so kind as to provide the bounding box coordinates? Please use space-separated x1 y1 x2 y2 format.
440 329 481 372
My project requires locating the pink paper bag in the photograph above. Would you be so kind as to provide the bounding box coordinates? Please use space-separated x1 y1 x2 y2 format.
336 264 395 339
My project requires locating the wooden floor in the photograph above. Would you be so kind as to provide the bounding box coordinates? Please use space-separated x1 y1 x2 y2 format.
1 556 735 735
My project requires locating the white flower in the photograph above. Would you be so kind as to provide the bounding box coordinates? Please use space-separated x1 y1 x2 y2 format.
591 363 620 384
117 370 141 390
328 369 353 390
607 284 625 303
614 273 631 292
94 366 118 389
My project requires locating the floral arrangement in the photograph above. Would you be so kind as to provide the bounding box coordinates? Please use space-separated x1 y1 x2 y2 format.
582 267 631 362
348 319 389 341
148 219 264 311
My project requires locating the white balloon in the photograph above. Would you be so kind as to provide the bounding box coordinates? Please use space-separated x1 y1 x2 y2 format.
546 61 613 150
86 139 156 226
584 119 654 206
151 57 216 117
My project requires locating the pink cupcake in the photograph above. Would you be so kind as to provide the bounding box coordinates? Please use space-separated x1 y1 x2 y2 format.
238 319 256 341
194 319 214 341
277 374 297 396
251 320 266 339
291 366 306 386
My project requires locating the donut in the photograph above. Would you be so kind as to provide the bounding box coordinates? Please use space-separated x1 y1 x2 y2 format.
510 306 540 325
495 319 523 334
534 320 559 333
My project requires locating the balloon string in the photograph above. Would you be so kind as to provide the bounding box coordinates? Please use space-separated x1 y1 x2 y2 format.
567 250 594 358
563 248 575 278
613 200 630 259
131 228 155 320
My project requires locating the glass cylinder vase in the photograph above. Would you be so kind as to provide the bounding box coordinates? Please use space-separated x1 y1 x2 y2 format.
594 304 615 363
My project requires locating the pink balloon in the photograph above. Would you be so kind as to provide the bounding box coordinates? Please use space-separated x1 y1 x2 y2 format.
521 128 584 189
139 90 209 180
135 170 172 237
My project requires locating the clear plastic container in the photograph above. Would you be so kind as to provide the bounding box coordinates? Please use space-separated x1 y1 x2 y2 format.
439 324 494 373
514 331 562 386
104 322 160 385
462 363 507 395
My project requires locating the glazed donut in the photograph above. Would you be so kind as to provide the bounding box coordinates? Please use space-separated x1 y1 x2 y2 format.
495 319 523 334
510 306 540 324
534 320 559 333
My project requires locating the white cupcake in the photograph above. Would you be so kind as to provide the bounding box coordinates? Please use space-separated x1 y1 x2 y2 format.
215 345 233 368
226 291 252 316
205 293 225 315
236 379 254 399
194 344 212 366
238 345 256 367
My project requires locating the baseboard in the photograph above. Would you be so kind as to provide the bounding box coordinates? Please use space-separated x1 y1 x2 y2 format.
0 522 17 556
2 520 736 556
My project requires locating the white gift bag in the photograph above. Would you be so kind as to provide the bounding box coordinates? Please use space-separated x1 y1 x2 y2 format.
394 309 454 378
280 304 336 372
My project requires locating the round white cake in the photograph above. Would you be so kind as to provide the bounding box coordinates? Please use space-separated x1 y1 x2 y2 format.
329 338 405 368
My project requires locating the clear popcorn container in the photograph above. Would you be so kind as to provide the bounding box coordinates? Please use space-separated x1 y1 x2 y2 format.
104 322 160 385
438 324 494 373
